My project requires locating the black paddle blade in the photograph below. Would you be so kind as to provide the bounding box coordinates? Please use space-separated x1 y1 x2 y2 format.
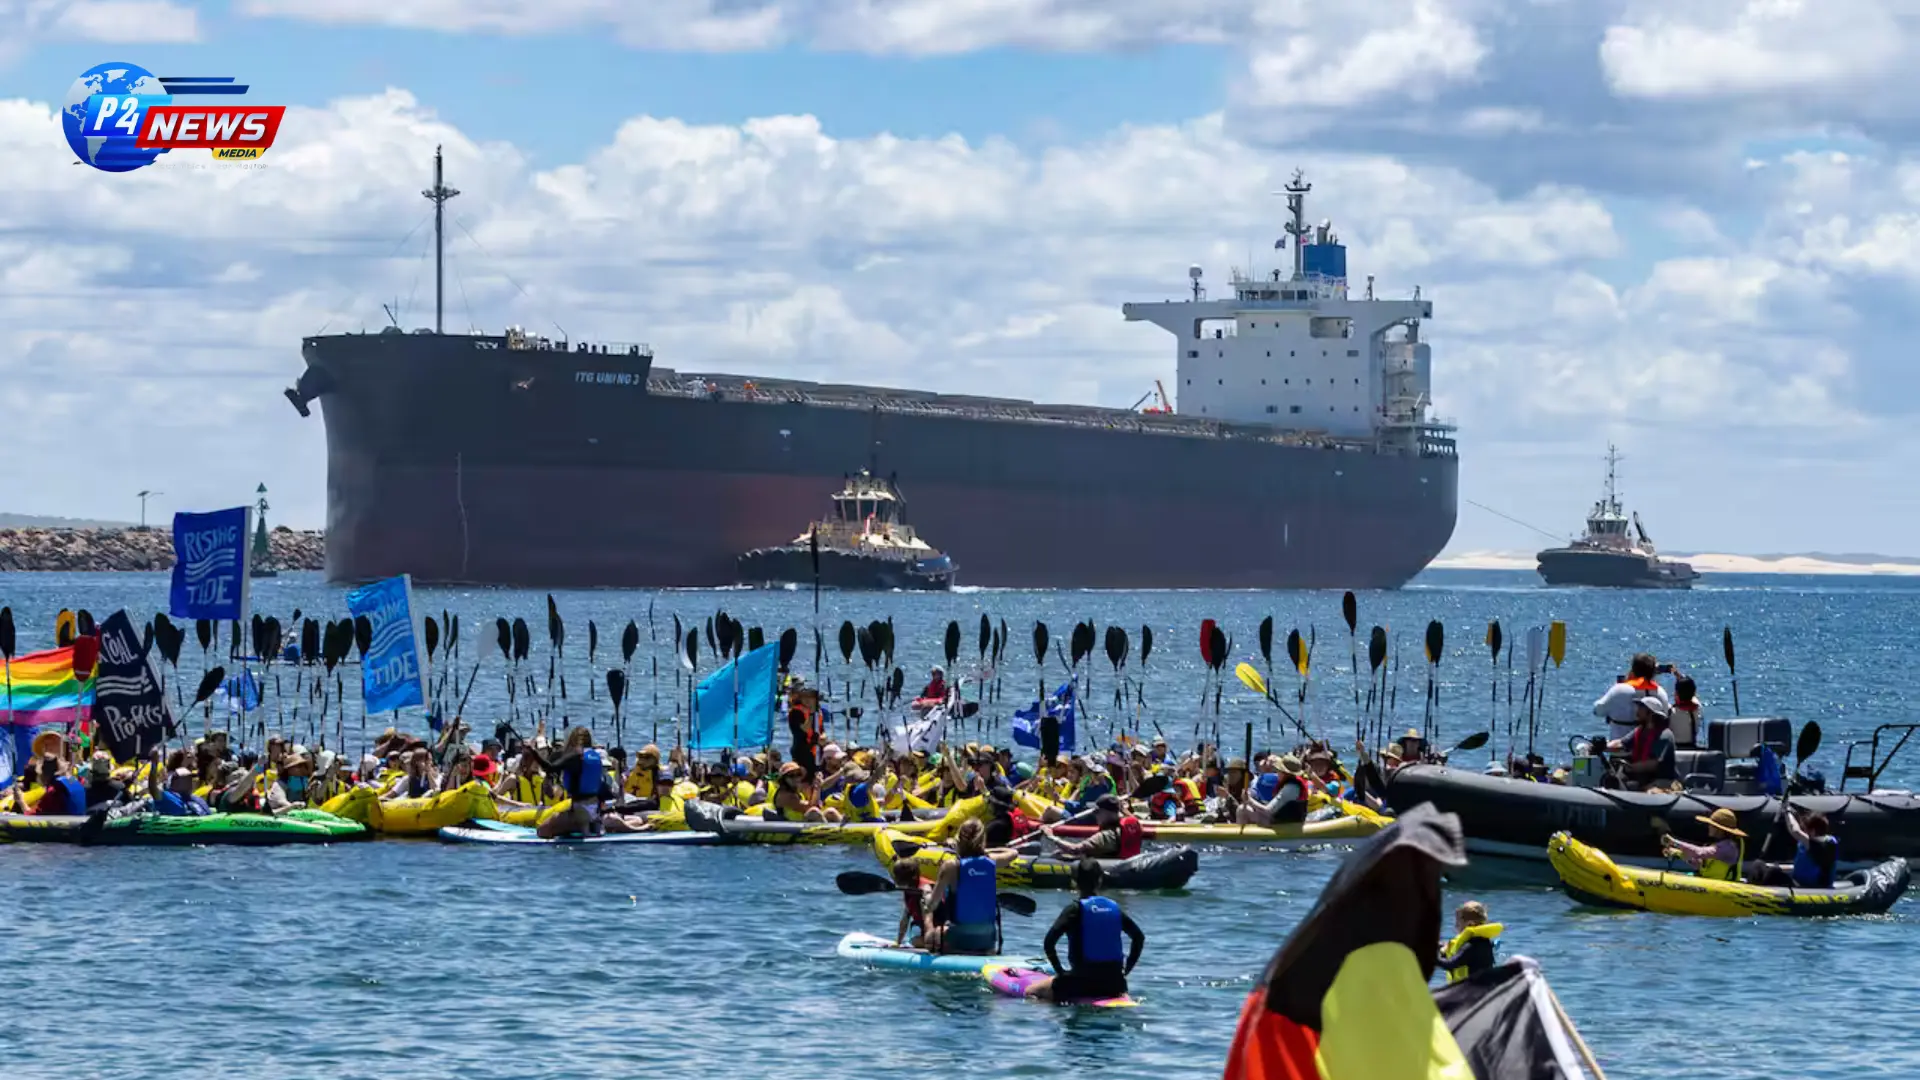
838 621 856 664
250 613 265 658
1368 626 1387 672
1454 731 1490 752
1140 624 1152 666
684 629 698 670
142 619 155 656
1285 629 1303 676
450 614 460 647
0 606 14 660
978 613 991 661
496 617 511 660
1342 590 1357 635
1797 721 1822 762
835 870 896 896
195 619 211 652
888 666 905 705
192 666 225 706
881 618 896 667
1208 625 1227 673
264 616 282 661
1032 621 1049 668
1425 620 1444 666
855 626 877 669
607 669 627 709
1041 711 1060 764
1258 616 1274 667
353 615 373 659
424 616 440 660
809 527 820 575
1071 621 1094 667
747 626 765 653
673 614 684 657
511 618 530 662
621 620 640 663
546 594 563 649
1104 624 1127 671
996 893 1038 918
76 609 95 637
1723 626 1736 673
813 626 823 672
299 618 318 666
944 620 961 667
159 615 185 666
1486 620 1502 660
588 620 598 662
778 627 798 672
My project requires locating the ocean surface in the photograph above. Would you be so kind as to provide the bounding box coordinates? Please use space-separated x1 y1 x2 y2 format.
4 568 1919 1079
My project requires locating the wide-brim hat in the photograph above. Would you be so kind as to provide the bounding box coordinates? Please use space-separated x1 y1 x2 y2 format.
1697 808 1747 837
471 754 499 779
30 731 64 758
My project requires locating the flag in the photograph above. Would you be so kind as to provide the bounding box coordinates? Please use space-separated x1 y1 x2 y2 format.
0 645 95 786
690 643 778 750
346 574 429 714
1432 958 1599 1078
216 667 261 716
890 707 946 756
1223 802 1473 1080
1011 682 1076 754
91 610 175 762
1275 238 1286 249
168 506 251 621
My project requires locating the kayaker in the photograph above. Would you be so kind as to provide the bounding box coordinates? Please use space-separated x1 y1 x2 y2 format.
11 756 80 815
264 749 315 811
1748 809 1839 888
81 752 131 812
1237 755 1308 826
622 744 664 810
210 761 264 813
530 726 613 838
1604 697 1676 791
150 768 209 816
981 785 1034 847
1663 808 1747 881
309 751 351 806
764 761 822 822
437 748 476 794
1022 860 1145 1004
914 666 948 711
892 858 934 948
927 818 1020 954
1595 653 1671 742
494 753 547 808
1047 794 1141 860
1436 901 1502 984
381 749 439 801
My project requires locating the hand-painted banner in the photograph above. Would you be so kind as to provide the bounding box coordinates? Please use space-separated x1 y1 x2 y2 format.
346 574 429 714
91 609 175 762
169 507 251 621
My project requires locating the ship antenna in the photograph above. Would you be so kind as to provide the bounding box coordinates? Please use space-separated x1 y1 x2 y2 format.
423 145 461 335
1283 169 1311 281
1604 443 1620 513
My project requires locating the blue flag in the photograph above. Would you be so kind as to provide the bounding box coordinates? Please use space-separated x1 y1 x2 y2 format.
169 507 251 621
346 574 429 714
690 643 778 750
217 667 262 715
1011 682 1076 754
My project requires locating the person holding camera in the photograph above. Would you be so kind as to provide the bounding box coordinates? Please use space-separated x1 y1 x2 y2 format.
1593 653 1673 743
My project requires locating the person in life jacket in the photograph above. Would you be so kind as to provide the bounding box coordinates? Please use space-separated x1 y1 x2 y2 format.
1594 653 1672 743
381 749 440 802
1021 860 1145 1003
1436 901 1502 984
11 756 83 815
1604 696 1677 791
1046 795 1142 860
211 760 264 813
928 818 1020 955
913 666 948 712
1669 675 1703 748
892 858 935 948
531 726 611 839
493 750 550 809
1237 756 1308 827
264 749 316 812
981 785 1034 847
1748 809 1840 888
1663 808 1748 881
621 744 664 811
825 770 882 824
150 767 210 816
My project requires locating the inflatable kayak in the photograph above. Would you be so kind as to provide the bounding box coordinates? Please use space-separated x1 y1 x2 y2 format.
984 964 1136 1007
438 820 721 846
1547 831 1912 917
836 931 1052 975
682 799 943 845
1047 814 1382 847
0 810 365 846
873 828 1198 891
1387 764 1920 867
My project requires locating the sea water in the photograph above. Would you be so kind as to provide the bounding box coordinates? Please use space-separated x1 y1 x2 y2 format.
2 569 1917 1079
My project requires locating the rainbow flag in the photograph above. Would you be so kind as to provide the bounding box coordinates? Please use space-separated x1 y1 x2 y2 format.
1 645 95 786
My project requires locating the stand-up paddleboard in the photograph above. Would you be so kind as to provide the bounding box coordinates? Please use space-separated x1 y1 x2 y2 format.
983 965 1137 1008
835 932 1051 976
438 820 721 845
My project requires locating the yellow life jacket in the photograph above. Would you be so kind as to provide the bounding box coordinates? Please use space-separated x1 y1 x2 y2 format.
514 774 549 806
624 768 657 800
1700 837 1746 882
1440 923 1503 984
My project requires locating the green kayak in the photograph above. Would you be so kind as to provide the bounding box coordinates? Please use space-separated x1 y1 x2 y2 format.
0 810 367 845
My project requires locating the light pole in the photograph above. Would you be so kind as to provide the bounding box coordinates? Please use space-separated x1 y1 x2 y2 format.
136 490 161 530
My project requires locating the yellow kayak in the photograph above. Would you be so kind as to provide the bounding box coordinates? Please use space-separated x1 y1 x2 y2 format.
1547 831 1910 918
872 827 1197 891
322 781 497 836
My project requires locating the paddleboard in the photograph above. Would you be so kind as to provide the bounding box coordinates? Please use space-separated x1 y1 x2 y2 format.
983 965 1137 1008
438 821 720 845
834 932 1052 976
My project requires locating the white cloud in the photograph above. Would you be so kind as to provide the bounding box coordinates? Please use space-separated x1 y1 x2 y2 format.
1601 0 1907 99
51 0 199 42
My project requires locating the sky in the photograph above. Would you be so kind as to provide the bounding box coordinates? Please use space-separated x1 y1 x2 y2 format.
3 0 1920 557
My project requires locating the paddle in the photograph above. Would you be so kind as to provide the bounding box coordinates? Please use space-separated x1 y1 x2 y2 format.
1233 663 1308 739
1437 731 1489 762
1723 627 1741 714
834 871 1038 917
1763 721 1823 861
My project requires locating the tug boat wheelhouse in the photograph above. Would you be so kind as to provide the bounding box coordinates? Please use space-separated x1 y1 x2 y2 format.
736 471 956 591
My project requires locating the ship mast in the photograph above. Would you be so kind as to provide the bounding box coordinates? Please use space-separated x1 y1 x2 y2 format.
1603 442 1620 516
1282 170 1311 281
422 145 460 335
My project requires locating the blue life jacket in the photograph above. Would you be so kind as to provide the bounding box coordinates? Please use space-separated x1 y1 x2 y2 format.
953 855 998 925
1793 836 1838 889
1756 746 1783 797
47 776 88 815
1078 896 1123 964
1252 773 1281 802
155 790 189 816
574 749 604 799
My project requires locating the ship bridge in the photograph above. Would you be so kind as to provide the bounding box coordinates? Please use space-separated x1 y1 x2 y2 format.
1120 171 1453 457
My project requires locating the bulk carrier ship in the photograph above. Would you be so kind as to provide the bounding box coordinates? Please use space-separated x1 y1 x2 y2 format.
285 151 1458 588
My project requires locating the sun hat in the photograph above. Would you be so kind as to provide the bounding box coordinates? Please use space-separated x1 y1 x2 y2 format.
1697 808 1747 837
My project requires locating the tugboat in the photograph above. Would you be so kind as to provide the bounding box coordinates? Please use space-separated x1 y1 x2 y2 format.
1536 446 1697 588
738 471 956 591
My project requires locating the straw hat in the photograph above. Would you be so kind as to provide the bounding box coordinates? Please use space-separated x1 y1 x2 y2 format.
778 761 804 779
636 743 661 761
30 731 64 758
1696 808 1747 837
1276 754 1305 776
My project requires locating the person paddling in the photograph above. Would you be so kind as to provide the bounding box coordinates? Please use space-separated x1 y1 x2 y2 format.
1663 808 1747 881
529 726 611 839
1019 860 1145 1004
1748 809 1839 888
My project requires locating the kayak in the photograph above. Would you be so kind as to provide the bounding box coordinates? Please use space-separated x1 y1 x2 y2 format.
873 828 1199 891
1547 831 1912 917
835 932 1052 975
0 810 365 846
984 964 1136 1007
682 799 943 845
1047 814 1382 847
437 820 721 846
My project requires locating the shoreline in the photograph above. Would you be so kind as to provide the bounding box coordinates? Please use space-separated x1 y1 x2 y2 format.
0 527 325 573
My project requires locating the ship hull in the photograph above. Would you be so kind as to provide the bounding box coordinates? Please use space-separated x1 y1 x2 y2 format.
1536 548 1697 589
738 547 955 592
299 334 1458 589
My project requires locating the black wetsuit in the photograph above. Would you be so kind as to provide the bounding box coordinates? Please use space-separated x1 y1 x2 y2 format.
1042 898 1144 1002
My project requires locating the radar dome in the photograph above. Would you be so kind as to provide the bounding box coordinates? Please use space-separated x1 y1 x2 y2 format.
1188 264 1203 280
